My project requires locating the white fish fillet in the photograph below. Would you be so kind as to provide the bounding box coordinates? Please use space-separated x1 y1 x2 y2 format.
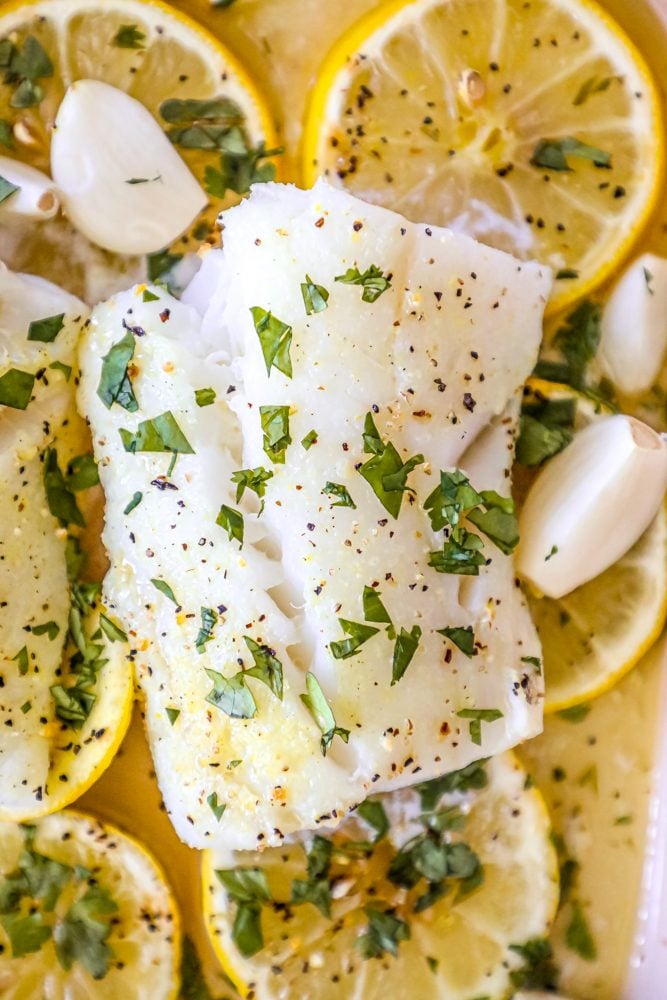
79 181 551 849
0 265 88 812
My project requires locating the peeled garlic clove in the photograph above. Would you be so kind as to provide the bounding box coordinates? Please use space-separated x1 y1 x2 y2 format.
517 414 667 599
0 154 59 219
599 252 667 395
50 79 207 255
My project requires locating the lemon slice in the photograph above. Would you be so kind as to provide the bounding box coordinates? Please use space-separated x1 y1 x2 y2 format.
517 379 667 712
0 808 180 998
202 752 558 1000
0 0 277 298
303 0 664 315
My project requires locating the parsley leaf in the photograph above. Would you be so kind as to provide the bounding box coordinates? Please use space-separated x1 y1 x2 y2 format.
0 367 34 409
146 250 183 291
530 136 611 171
301 428 318 450
207 791 226 822
243 636 284 700
291 838 334 917
456 708 504 746
195 607 218 654
516 395 576 467
0 912 51 957
215 868 271 958
203 138 281 197
392 625 422 684
323 481 356 508
13 646 29 675
0 173 18 203
300 672 350 755
150 578 179 605
509 937 560 990
356 905 410 958
98 614 127 643
142 289 160 302
195 387 216 407
124 491 143 515
43 448 85 527
557 703 591 723
357 799 389 842
205 669 256 719
231 466 273 505
329 618 380 660
301 275 329 315
546 299 602 391
112 24 146 48
180 936 220 1000
27 313 64 343
53 885 118 979
358 413 423 518
415 760 488 810
97 329 138 412
565 901 597 961
216 504 244 547
166 707 180 726
362 585 392 625
260 405 291 463
335 265 392 303
250 308 293 378
65 454 99 491
32 621 60 641
437 625 476 658
120 411 194 454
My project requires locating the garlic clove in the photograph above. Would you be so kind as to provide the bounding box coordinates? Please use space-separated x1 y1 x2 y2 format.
50 79 207 255
516 414 667 599
599 252 667 396
0 154 59 219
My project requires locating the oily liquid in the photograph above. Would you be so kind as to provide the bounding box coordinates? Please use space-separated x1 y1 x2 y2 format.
81 0 667 996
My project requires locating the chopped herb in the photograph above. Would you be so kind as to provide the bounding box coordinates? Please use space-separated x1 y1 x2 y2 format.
437 625 476 658
142 289 159 302
556 268 580 280
259 405 291 463
32 621 60 641
550 299 602 390
205 669 256 719
614 814 633 826
53 885 118 979
517 395 576 466
243 636 283 700
557 703 591 723
0 912 52 957
0 368 34 409
65 454 99 491
329 619 380 660
27 313 64 343
335 264 392 303
97 329 138 412
166 707 180 726
179 936 218 1000
300 672 350 755
146 250 183 291
391 625 422 684
428 530 486 575
416 760 488 810
215 868 271 958
231 466 273 506
216 504 244 547
323 481 356 508
358 413 423 518
521 655 542 672
644 267 654 295
250 308 293 378
195 607 218 653
545 544 558 561
112 24 146 48
98 614 127 643
509 937 560 990
0 119 13 148
362 585 392 625
160 97 243 125
356 905 410 958
573 75 612 106
357 799 389 842
301 428 318 450
48 361 72 381
565 901 597 961
120 410 194 455
43 448 85 527
150 578 179 606
207 791 226 822
301 275 329 315
13 646 29 675
456 708 504 746
291 837 334 917
227 760 242 769
203 139 281 198
125 174 161 184
195 387 216 407
0 174 18 203
530 136 611 171
123 491 143 515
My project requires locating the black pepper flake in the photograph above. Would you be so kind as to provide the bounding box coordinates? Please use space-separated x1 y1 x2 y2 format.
463 393 476 412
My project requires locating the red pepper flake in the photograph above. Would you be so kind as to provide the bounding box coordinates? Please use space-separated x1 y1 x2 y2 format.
315 216 325 228
159 309 171 323
353 220 363 231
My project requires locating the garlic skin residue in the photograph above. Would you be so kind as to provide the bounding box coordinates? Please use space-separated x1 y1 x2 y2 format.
50 79 207 255
517 415 667 599
0 155 59 219
599 252 667 396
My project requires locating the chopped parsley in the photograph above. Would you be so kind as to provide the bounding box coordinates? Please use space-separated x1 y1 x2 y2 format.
43 448 85 528
97 329 138 412
259 405 291 463
250 308 293 378
166 707 180 726
0 368 35 409
243 636 284 700
216 504 244 547
120 411 194 455
27 313 64 343
362 585 392 625
335 264 392 303
1 35 53 109
195 387 216 407
437 625 476 658
215 868 271 958
301 428 318 450
13 646 28 675
231 466 273 506
205 669 257 719
323 481 356 509
123 491 143 515
0 120 12 148
557 703 591 723
516 394 576 466
203 139 281 197
644 266 654 295
32 621 60 641
301 275 329 315
195 607 218 654
509 937 560 991
300 672 350 755
142 288 159 302
65 454 99 491
98 614 127 643
357 800 389 843
391 625 422 684
456 708 504 746
530 136 611 171
207 791 226 822
150 578 179 605
290 837 334 917
356 905 410 959
111 24 146 48
146 250 183 291
573 75 613 106
358 412 423 518
565 901 597 961
0 174 18 203
48 360 72 381
415 760 488 810
329 618 380 660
